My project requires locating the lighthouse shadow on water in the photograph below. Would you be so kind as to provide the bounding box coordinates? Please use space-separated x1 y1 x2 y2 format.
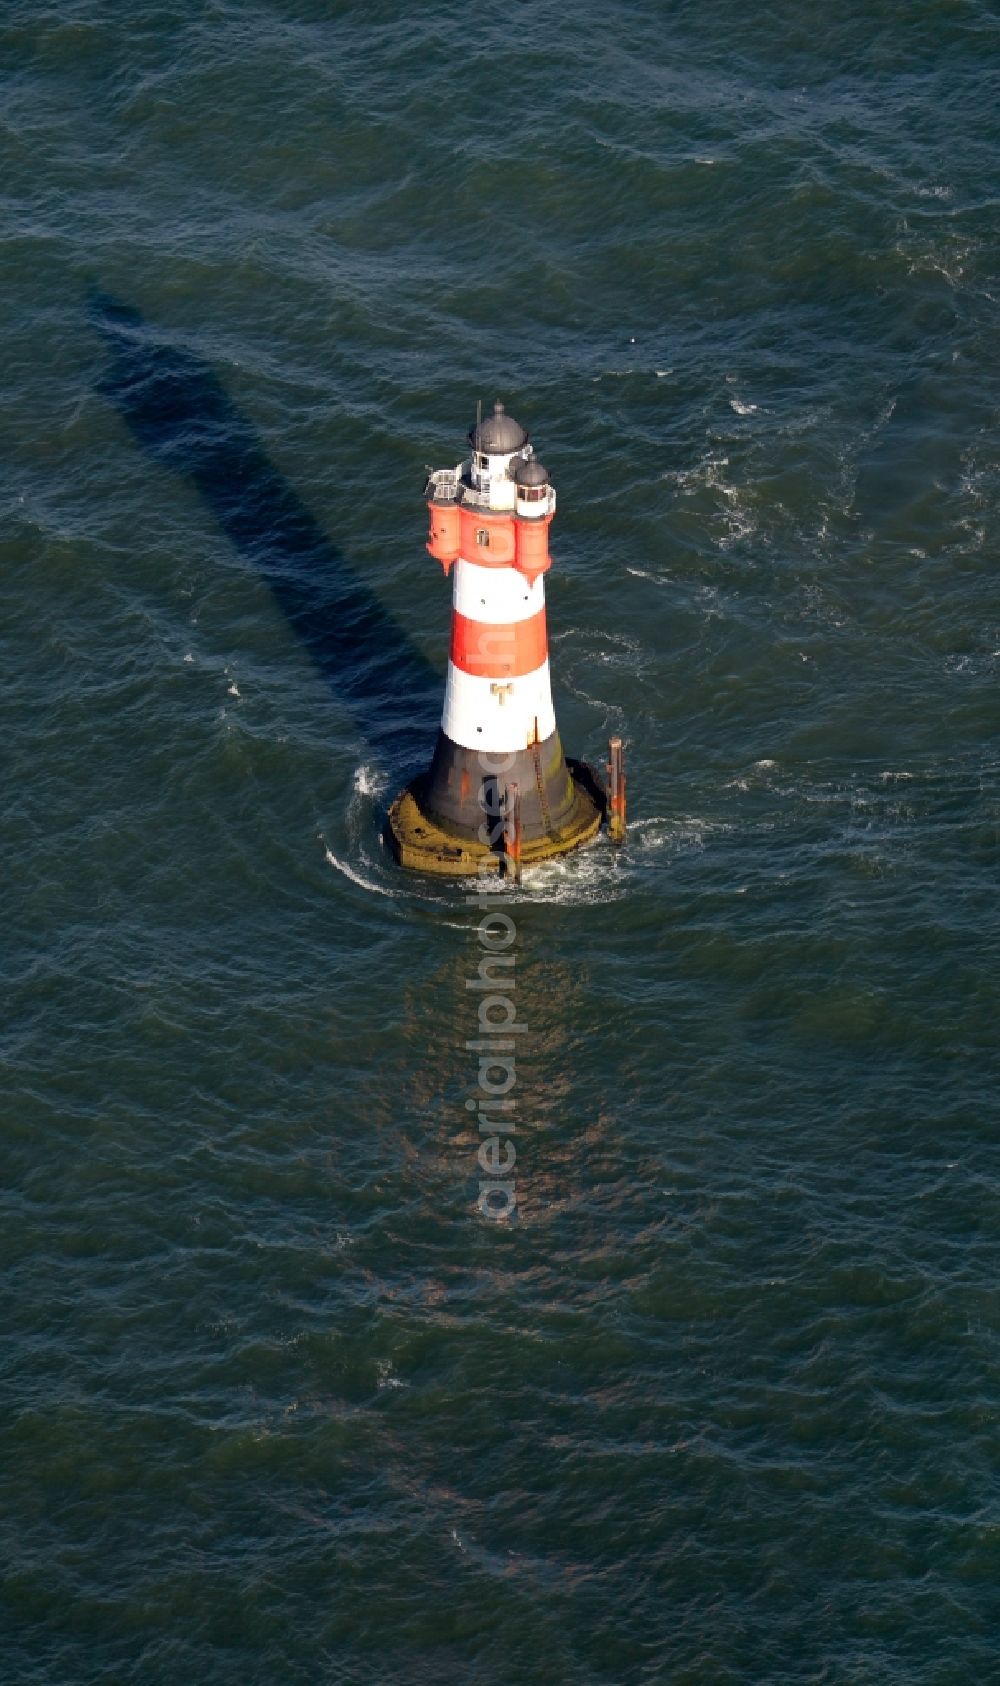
90 289 440 771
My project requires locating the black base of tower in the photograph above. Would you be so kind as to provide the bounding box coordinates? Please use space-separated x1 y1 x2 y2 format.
387 728 605 877
424 726 591 842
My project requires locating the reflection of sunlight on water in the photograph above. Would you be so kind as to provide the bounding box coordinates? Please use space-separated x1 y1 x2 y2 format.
661 447 759 549
557 627 651 723
629 813 733 858
625 565 671 583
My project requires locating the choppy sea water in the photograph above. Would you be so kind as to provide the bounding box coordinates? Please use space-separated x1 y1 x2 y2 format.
3 2 1000 1680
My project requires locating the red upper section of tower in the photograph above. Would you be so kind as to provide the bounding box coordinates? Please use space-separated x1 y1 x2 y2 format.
426 500 552 581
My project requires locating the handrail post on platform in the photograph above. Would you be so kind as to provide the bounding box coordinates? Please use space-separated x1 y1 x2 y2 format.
607 736 626 845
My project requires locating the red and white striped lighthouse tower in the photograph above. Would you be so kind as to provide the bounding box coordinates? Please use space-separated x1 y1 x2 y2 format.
388 401 605 875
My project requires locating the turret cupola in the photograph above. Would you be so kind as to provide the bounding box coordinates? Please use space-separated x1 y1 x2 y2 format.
513 454 550 516
467 401 527 510
469 400 527 455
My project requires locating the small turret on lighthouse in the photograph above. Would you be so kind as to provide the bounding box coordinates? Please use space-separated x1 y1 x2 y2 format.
388 401 606 875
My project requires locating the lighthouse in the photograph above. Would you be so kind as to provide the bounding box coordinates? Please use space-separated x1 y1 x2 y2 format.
388 401 606 876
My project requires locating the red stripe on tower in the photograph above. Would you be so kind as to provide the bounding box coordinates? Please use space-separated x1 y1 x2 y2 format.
450 608 548 679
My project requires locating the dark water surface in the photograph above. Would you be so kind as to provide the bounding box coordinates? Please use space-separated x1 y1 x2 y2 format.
3 2 1000 1680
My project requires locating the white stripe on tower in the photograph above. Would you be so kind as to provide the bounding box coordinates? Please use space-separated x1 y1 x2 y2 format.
442 664 557 754
452 559 544 624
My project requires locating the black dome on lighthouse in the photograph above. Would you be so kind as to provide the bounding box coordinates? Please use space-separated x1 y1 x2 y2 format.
514 456 548 487
469 401 527 453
